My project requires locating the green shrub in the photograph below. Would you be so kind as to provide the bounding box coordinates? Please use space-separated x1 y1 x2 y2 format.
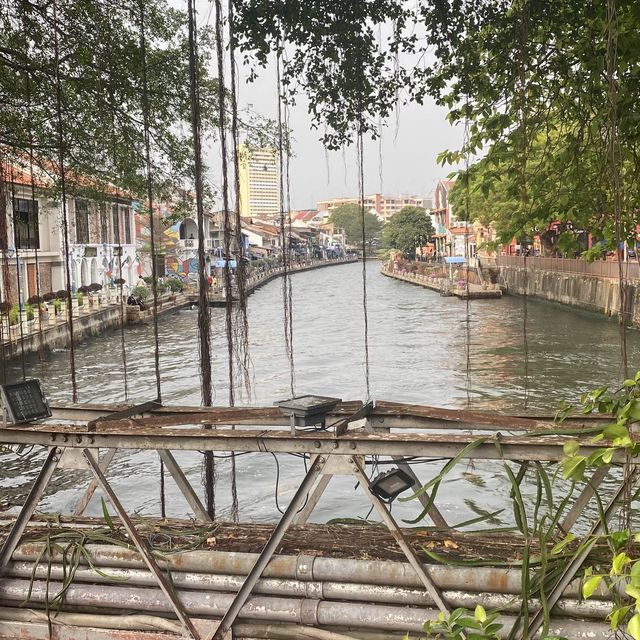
76 292 84 306
132 285 148 301
165 277 183 293
8 304 34 325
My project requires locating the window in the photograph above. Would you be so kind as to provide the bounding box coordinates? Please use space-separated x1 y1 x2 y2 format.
99 203 108 243
124 208 131 244
75 199 89 244
112 205 120 244
13 198 39 249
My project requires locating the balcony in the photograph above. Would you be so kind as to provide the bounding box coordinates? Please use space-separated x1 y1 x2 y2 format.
178 238 198 252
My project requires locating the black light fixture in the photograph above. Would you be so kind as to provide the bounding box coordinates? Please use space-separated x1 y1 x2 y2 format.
0 379 51 425
276 395 342 435
368 468 414 502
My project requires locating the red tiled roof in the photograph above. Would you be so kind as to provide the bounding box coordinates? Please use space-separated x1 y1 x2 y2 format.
449 226 473 235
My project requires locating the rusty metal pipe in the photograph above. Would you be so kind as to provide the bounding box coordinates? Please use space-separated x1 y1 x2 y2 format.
12 543 604 600
0 590 613 640
5 562 612 619
0 608 364 640
0 606 184 633
0 578 433 632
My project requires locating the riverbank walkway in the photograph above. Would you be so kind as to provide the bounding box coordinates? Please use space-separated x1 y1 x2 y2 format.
0 257 356 359
381 266 502 300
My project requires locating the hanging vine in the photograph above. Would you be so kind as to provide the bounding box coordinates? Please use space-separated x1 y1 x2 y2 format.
51 0 78 403
276 52 295 397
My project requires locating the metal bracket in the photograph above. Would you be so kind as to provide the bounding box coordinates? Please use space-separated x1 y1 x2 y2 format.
59 447 95 470
350 457 451 616
334 401 373 436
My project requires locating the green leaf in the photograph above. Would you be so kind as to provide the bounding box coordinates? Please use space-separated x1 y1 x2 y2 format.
474 604 487 623
628 612 640 640
611 530 630 549
563 440 580 457
551 533 575 555
626 585 640 600
631 401 640 421
604 423 630 441
561 455 586 481
582 575 602 599
612 552 632 575
101 497 115 531
611 605 632 629
630 561 640 587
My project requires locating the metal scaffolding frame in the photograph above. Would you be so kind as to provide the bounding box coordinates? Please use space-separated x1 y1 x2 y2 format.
0 400 623 640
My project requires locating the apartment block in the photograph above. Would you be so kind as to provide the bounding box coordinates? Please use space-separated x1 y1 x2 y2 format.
238 145 281 220
317 194 427 221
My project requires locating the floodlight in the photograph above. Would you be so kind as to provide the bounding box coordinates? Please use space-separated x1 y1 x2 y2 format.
276 395 341 435
368 468 414 502
0 379 51 425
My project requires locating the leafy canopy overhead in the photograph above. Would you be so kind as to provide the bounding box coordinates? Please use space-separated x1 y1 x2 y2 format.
0 0 278 209
329 203 382 247
381 206 435 254
234 0 640 242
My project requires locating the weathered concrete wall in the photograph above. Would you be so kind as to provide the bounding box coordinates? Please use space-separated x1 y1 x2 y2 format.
2 259 358 361
1 295 188 361
498 266 639 325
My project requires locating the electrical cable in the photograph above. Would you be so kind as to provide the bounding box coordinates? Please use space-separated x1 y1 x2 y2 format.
271 452 308 516
138 0 165 517
276 53 295 397
227 0 249 521
21 17 47 376
518 0 530 411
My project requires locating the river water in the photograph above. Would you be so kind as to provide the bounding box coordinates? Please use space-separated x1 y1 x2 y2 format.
2 261 638 528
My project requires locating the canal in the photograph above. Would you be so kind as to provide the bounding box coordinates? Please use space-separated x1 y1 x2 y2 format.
2 261 638 528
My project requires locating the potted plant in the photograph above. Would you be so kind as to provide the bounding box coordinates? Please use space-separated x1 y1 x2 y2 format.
88 282 102 308
28 294 49 323
114 278 126 303
55 290 68 317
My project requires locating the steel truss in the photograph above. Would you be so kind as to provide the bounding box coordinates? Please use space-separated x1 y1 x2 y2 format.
0 400 627 640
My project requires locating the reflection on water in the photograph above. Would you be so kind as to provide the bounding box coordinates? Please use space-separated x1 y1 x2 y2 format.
2 262 638 527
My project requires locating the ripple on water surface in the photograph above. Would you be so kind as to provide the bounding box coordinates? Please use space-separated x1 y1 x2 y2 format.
3 262 640 525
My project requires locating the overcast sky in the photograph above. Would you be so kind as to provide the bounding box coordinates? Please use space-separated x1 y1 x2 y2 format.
234 69 464 210
190 2 464 211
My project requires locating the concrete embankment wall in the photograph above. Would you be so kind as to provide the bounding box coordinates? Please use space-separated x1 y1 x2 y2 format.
497 265 639 325
2 259 356 361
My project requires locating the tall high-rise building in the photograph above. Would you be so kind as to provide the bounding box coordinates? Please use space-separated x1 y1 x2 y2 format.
238 145 281 220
